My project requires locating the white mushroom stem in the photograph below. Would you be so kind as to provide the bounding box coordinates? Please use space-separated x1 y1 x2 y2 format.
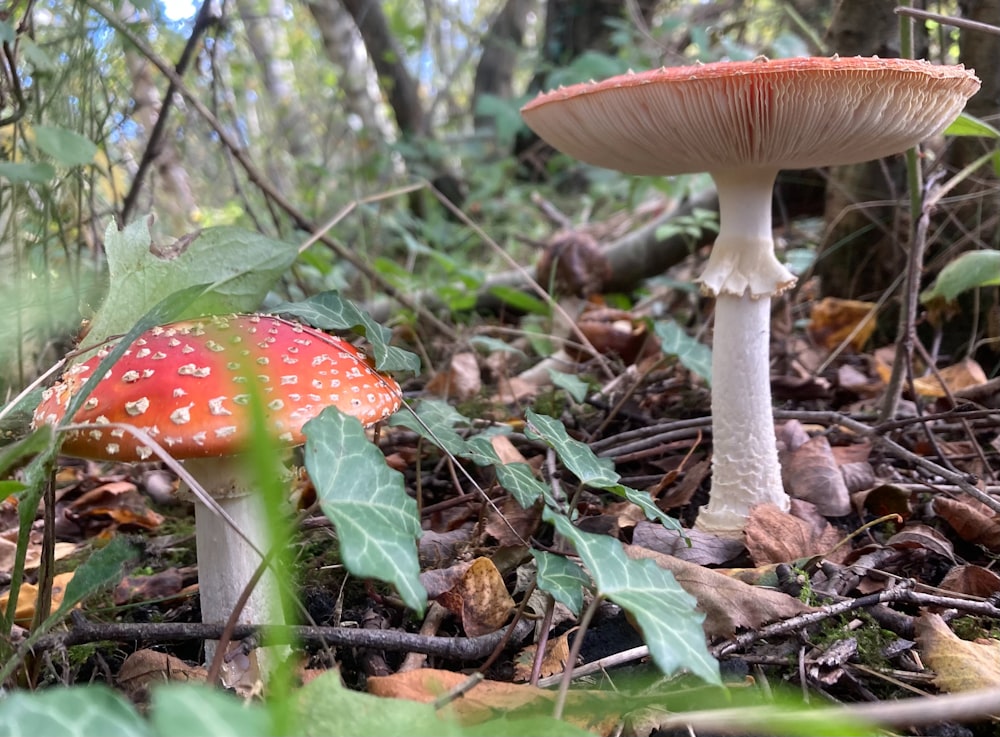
694 168 794 536
185 456 287 671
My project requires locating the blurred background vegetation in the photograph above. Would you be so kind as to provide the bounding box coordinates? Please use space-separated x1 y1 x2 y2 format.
1 0 997 400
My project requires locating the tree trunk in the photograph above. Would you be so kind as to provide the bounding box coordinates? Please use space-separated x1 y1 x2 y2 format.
816 0 906 301
306 0 396 148
337 0 425 137
473 0 532 129
948 0 1000 225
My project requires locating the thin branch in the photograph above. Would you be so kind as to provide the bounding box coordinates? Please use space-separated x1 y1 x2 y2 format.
35 612 534 661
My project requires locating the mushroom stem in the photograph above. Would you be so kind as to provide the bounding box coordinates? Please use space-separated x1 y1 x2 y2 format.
186 456 287 670
695 293 789 534
694 168 794 536
698 169 795 298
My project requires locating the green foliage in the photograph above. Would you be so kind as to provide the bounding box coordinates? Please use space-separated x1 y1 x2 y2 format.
303 408 427 615
32 126 98 168
531 550 589 615
84 220 298 349
921 250 1000 305
0 536 139 683
270 292 421 374
0 685 151 737
546 511 720 685
654 320 713 385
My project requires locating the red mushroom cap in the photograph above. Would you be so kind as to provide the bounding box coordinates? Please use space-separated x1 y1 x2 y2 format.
32 314 402 462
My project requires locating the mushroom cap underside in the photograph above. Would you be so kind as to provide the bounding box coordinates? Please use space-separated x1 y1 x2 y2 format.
32 314 402 462
521 56 981 176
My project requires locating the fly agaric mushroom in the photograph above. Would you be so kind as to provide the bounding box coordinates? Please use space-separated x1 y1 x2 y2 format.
521 56 980 535
33 313 402 665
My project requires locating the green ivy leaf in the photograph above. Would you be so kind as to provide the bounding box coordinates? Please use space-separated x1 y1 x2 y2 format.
548 369 589 403
295 670 462 737
272 292 421 374
389 399 469 458
546 511 720 684
33 125 97 167
0 685 150 737
304 408 426 614
150 685 273 737
616 485 683 532
532 550 590 615
524 409 619 487
654 320 712 384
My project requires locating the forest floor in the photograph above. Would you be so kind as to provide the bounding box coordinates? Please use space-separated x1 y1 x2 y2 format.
5 215 1000 737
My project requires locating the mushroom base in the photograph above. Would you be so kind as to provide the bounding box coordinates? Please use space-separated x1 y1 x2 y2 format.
187 456 289 674
695 292 790 537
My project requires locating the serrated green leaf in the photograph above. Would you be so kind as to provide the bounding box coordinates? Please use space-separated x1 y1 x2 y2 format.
0 685 150 737
654 320 712 384
546 511 720 684
389 400 470 457
524 409 619 487
271 292 421 374
0 161 56 183
532 550 590 615
33 125 97 167
943 112 1000 138
921 250 1000 305
295 670 463 737
548 369 589 403
84 219 297 349
304 408 426 614
150 684 273 737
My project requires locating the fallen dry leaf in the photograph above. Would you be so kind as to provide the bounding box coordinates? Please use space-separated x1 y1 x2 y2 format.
852 483 912 522
113 567 186 606
434 557 515 637
874 355 988 398
624 544 815 638
0 571 75 627
63 481 165 536
915 612 1000 692
368 667 618 733
781 434 851 517
536 229 611 299
937 565 1000 598
808 297 877 352
744 503 847 566
0 537 77 574
424 351 482 400
933 496 1000 551
117 649 207 699
512 631 573 681
631 522 745 566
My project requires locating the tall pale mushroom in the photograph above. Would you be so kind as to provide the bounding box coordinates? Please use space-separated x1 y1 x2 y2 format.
521 56 980 535
33 314 402 667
